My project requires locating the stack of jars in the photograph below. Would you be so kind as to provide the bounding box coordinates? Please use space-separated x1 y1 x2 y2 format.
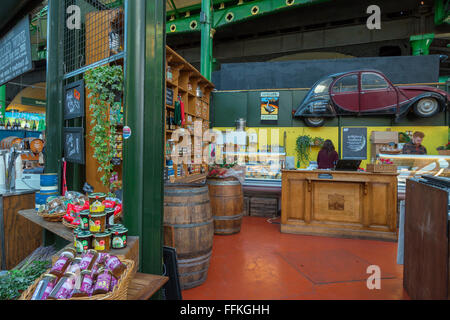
31 249 127 300
73 193 128 254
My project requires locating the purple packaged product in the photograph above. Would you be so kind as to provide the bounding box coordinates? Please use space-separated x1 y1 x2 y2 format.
109 276 118 292
52 273 76 300
79 250 97 270
80 272 94 293
93 269 112 294
96 253 110 265
41 279 57 300
31 274 57 300
67 258 82 274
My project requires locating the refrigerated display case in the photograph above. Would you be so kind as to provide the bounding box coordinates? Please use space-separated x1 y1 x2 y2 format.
378 153 450 197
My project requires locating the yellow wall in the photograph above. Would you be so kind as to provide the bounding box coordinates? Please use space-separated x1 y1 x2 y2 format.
213 126 448 169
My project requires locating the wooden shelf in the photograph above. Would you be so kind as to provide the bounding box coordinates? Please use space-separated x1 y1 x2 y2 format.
166 79 177 87
165 46 214 184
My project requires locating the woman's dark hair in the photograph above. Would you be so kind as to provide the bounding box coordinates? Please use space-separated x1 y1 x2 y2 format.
321 139 335 154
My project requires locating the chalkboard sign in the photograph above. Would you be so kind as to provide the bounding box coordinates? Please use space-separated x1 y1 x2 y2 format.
162 246 182 300
64 80 85 120
0 16 33 86
342 127 367 160
63 127 85 164
166 88 174 106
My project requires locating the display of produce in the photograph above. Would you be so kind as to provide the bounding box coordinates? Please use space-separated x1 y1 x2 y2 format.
207 163 246 184
35 190 122 228
27 250 129 300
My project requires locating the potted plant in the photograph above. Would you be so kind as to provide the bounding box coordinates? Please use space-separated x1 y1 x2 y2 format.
84 65 124 195
295 135 313 168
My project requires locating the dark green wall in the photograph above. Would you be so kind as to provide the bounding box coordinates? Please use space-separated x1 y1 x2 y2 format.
211 89 449 128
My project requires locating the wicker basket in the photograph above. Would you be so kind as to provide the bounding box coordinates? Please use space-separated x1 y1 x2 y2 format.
62 218 77 229
19 259 135 300
37 210 66 222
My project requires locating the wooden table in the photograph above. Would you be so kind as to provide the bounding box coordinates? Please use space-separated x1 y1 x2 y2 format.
127 273 169 300
281 170 398 241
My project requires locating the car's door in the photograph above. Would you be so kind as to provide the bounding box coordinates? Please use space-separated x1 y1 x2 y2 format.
330 73 359 113
360 72 398 114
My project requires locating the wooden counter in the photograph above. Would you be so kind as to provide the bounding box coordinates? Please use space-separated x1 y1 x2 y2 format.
1 191 42 270
281 170 398 241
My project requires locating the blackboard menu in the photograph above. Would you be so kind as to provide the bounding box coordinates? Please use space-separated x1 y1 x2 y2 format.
64 80 85 120
0 16 33 86
166 88 174 106
63 127 85 164
342 127 367 160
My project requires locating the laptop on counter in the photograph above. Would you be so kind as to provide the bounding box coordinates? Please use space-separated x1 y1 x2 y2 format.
334 160 362 171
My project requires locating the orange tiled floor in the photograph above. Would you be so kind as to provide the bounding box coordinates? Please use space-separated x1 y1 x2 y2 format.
182 216 409 300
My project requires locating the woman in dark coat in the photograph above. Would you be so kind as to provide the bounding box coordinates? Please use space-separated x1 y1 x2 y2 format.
317 139 339 169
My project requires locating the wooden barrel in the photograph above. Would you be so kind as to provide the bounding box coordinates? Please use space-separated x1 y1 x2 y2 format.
207 177 244 235
1 137 22 149
164 184 213 290
23 138 44 154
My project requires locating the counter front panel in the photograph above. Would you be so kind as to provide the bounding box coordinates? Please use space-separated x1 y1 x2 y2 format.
281 170 398 241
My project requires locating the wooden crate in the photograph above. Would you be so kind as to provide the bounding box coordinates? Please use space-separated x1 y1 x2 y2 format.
438 149 450 156
249 197 278 217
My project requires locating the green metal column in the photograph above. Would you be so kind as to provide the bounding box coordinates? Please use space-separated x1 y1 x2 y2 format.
0 86 5 122
44 0 65 248
200 0 212 80
45 0 64 176
123 0 166 277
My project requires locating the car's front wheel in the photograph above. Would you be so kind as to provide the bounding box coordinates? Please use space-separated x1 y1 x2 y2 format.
413 97 439 118
303 117 325 127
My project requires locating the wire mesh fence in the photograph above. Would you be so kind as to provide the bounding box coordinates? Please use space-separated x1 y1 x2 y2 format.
63 0 124 76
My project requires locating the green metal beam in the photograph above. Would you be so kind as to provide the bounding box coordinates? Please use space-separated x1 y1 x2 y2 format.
201 0 213 80
434 0 450 25
167 0 331 34
410 33 435 56
123 0 165 278
167 0 235 17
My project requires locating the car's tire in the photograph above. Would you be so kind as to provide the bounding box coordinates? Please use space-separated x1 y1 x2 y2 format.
303 117 325 127
413 97 440 118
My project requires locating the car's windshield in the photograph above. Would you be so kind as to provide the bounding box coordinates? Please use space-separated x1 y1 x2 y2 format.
313 78 333 94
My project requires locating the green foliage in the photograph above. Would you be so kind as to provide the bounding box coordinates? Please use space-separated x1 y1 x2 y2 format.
296 135 313 167
0 260 50 300
84 65 123 194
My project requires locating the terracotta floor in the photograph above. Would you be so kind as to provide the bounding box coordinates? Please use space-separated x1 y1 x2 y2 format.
182 216 409 300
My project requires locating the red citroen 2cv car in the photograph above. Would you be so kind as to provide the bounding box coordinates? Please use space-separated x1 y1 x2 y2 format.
294 70 449 127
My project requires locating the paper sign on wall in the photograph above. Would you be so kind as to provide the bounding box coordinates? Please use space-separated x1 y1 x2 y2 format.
260 92 279 124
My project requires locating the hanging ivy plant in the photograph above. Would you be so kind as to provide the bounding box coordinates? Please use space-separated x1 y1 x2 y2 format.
296 135 312 168
84 65 123 194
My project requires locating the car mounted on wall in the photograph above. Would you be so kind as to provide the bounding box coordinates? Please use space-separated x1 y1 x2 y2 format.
294 70 449 127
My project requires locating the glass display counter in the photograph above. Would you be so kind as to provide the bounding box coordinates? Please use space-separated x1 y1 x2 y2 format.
222 151 286 181
378 153 450 197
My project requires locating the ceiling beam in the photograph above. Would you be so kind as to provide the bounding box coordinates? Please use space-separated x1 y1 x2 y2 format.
167 0 331 34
